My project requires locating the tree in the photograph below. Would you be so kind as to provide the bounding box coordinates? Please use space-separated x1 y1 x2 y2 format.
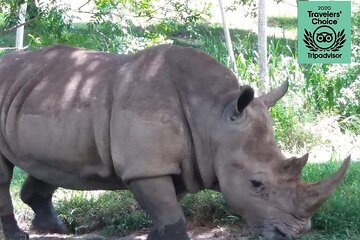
15 1 27 50
0 0 62 36
258 0 268 94
217 0 238 77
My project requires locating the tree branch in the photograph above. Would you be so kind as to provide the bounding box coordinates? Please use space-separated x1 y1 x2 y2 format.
78 0 92 11
0 17 37 36
0 45 29 51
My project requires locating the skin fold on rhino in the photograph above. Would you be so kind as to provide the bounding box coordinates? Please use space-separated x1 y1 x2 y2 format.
0 45 350 240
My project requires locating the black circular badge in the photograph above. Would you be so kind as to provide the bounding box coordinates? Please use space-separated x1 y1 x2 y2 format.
312 25 337 50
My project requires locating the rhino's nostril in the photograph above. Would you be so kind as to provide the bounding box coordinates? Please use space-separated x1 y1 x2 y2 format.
274 227 288 239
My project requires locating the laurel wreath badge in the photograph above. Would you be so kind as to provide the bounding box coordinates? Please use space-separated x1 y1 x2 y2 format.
303 29 346 52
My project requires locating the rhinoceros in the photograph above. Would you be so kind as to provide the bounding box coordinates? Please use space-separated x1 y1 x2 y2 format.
0 44 350 240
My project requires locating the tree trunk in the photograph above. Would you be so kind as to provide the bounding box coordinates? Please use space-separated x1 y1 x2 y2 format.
16 2 28 51
217 0 239 79
258 0 268 94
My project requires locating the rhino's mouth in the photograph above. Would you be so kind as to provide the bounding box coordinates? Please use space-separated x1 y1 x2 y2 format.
259 225 291 240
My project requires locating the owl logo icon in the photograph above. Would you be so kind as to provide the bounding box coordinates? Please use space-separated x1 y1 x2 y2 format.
304 25 346 51
316 31 333 43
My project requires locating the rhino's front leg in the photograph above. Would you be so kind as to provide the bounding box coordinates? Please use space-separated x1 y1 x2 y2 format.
129 176 190 240
20 176 68 234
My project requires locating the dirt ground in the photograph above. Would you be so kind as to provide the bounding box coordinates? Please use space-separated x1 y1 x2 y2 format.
0 209 255 240
26 222 254 240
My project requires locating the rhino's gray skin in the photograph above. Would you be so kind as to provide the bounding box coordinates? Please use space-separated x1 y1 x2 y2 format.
0 45 349 240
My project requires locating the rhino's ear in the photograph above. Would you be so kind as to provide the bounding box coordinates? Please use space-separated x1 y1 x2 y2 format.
237 85 254 114
259 81 289 108
279 153 309 180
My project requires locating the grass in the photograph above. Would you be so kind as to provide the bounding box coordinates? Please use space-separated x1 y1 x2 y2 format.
9 160 360 239
302 161 360 236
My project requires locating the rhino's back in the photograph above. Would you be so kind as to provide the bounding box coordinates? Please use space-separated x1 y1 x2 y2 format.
0 45 193 190
0 46 134 188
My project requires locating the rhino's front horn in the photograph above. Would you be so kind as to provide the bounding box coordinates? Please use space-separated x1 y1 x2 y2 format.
299 156 351 216
259 80 289 108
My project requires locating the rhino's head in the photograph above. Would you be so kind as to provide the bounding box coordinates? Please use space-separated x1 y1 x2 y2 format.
214 81 350 240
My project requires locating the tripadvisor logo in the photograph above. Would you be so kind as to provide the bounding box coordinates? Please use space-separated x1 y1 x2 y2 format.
298 1 351 64
304 9 345 59
304 26 346 58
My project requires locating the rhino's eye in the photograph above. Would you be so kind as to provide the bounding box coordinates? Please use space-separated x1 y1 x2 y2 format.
230 109 245 121
250 180 265 192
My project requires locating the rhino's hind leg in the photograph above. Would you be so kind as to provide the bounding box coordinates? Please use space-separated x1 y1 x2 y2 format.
129 176 190 240
0 157 29 240
20 176 68 234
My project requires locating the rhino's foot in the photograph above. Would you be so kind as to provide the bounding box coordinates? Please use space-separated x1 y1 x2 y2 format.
1 214 29 240
147 220 190 240
21 185 68 234
31 214 68 234
3 230 29 240
147 232 190 240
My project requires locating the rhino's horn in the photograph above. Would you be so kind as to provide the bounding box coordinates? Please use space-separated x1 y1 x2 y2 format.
279 153 309 180
259 81 289 108
299 155 351 216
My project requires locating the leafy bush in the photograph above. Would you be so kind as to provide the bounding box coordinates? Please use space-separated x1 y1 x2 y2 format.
329 64 360 133
271 101 319 152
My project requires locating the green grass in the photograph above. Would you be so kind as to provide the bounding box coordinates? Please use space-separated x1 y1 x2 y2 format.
9 160 360 239
56 190 150 235
302 161 360 235
301 232 360 240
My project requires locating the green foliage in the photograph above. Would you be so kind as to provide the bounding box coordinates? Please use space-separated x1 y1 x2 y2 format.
302 64 331 112
0 0 27 27
90 0 210 26
352 8 360 49
268 16 297 29
1 0 65 30
302 62 360 133
28 4 72 43
152 21 300 88
271 101 319 152
169 1 210 23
